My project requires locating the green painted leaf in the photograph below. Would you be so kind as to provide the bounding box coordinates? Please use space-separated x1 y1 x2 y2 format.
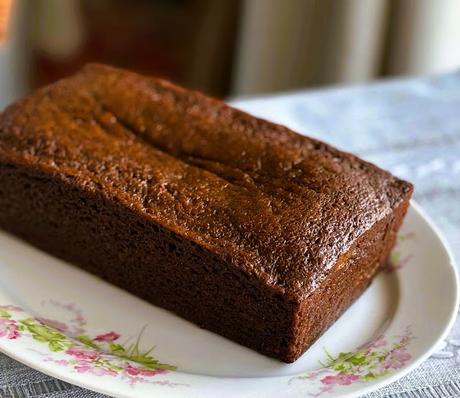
331 363 349 373
21 319 66 340
127 355 160 367
49 340 64 352
337 352 353 360
32 335 48 343
105 362 123 372
109 343 125 354
77 335 99 349
390 252 400 264
347 354 367 366
362 372 377 381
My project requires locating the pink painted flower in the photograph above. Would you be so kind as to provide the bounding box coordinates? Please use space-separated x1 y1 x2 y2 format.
319 384 334 393
372 336 386 348
74 362 92 373
383 348 411 369
400 334 412 345
73 360 117 376
66 347 99 361
321 373 359 386
71 313 86 335
0 319 20 339
124 364 167 377
365 335 386 349
89 366 117 377
36 317 68 332
55 359 69 366
94 332 120 342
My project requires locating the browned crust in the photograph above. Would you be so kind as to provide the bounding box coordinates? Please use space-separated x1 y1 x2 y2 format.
287 197 411 362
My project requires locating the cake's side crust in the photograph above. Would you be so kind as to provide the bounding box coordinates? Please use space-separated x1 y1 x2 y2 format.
0 162 297 361
285 195 411 362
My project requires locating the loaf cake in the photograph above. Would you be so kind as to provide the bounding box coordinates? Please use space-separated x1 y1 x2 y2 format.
0 64 412 362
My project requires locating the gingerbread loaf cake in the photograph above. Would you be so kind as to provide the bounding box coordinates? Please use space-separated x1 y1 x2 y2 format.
0 64 412 362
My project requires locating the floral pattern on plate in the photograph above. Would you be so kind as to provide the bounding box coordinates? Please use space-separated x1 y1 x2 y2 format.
385 232 415 273
0 302 179 386
290 326 414 396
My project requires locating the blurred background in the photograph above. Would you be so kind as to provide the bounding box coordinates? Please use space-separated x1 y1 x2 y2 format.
1 0 460 107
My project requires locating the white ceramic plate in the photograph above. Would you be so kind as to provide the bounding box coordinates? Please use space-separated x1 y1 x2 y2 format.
0 202 457 398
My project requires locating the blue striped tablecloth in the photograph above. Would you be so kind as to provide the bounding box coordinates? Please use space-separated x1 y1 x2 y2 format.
1 72 460 397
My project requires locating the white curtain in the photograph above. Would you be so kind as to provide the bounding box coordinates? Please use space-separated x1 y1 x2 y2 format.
233 0 460 95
